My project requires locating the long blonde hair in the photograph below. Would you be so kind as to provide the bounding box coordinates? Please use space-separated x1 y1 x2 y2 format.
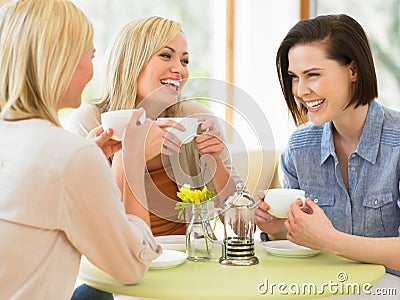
0 0 93 126
96 16 182 115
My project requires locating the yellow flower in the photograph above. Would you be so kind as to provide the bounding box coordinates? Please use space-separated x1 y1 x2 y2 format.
175 184 215 220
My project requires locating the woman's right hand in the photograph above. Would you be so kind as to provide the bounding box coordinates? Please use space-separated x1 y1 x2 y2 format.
156 118 186 155
87 125 122 159
122 110 184 161
254 190 287 238
144 119 182 160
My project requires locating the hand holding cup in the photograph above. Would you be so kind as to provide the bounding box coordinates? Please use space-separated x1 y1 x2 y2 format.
263 188 306 218
101 109 146 141
157 117 201 145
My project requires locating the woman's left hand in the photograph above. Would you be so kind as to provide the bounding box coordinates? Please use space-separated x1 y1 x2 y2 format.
194 119 224 159
87 125 122 159
285 199 337 251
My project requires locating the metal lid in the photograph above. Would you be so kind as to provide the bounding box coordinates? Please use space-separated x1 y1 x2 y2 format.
225 183 255 207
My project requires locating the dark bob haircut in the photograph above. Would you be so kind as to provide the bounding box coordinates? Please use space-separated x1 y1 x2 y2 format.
276 14 378 126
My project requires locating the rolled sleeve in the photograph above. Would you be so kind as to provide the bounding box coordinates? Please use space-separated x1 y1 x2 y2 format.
126 214 162 262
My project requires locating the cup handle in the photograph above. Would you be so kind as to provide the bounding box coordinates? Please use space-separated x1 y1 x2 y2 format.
196 122 204 135
296 196 318 214
296 196 306 207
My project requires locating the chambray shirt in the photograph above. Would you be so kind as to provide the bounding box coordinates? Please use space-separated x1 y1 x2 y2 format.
281 100 400 238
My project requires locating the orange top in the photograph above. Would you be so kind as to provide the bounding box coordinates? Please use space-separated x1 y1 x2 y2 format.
147 166 187 236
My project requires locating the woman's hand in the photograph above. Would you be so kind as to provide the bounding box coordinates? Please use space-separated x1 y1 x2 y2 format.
156 118 185 156
194 119 224 159
285 199 337 251
122 109 152 153
254 190 287 238
122 109 152 208
87 125 122 159
122 112 184 162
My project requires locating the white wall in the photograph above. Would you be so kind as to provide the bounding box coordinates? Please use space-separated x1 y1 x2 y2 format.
230 0 299 151
212 0 299 150
207 1 301 191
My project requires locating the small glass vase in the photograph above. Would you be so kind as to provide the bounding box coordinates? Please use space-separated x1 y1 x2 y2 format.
185 202 212 261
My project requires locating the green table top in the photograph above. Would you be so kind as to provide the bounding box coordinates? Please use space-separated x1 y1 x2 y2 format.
79 241 385 299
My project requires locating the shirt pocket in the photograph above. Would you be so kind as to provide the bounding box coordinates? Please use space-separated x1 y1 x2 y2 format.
304 187 335 220
362 192 399 237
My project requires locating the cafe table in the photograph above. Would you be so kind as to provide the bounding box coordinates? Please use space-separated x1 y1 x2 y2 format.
78 241 385 300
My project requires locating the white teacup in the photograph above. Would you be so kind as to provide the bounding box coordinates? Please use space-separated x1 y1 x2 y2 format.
101 109 146 141
157 117 200 144
263 188 305 218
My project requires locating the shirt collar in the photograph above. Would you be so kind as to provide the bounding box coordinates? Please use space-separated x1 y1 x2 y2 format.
320 100 383 165
320 122 335 165
357 100 383 163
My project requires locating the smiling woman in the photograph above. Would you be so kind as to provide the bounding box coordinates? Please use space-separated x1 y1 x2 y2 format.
256 13 400 275
67 14 243 299
287 43 359 126
67 16 242 235
69 0 214 101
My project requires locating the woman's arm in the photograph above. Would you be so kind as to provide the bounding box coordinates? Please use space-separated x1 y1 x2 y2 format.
112 151 151 226
112 114 183 226
332 232 400 270
254 147 298 239
194 122 230 191
64 143 160 285
286 199 400 270
177 100 243 202
194 120 237 202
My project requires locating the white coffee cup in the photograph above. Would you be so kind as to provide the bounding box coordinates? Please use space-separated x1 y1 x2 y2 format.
101 109 146 141
263 188 305 218
157 117 200 144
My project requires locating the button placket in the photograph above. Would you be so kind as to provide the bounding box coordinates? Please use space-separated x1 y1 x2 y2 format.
348 155 358 192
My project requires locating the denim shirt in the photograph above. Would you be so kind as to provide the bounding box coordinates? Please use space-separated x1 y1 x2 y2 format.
281 100 400 238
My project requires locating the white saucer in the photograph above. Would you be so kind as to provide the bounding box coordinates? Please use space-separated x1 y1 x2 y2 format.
150 250 188 270
154 235 186 251
260 240 321 258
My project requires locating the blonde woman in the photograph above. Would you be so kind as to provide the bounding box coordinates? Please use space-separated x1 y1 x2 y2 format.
0 1 161 299
68 16 243 237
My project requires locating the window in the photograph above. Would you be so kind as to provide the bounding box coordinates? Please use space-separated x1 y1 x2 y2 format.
316 0 400 111
232 0 299 150
68 0 300 151
71 0 217 100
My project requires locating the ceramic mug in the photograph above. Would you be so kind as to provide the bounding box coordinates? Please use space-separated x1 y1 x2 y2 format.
263 188 305 218
157 117 201 144
101 109 146 141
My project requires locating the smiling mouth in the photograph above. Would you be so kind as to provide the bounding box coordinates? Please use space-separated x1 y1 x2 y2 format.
160 79 181 92
305 99 324 108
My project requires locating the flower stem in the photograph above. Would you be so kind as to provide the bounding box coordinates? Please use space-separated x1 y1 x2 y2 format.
197 203 210 255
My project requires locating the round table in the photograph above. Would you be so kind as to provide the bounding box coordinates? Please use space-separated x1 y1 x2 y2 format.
79 242 385 299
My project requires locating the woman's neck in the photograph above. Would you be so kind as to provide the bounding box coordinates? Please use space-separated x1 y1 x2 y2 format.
332 104 369 146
